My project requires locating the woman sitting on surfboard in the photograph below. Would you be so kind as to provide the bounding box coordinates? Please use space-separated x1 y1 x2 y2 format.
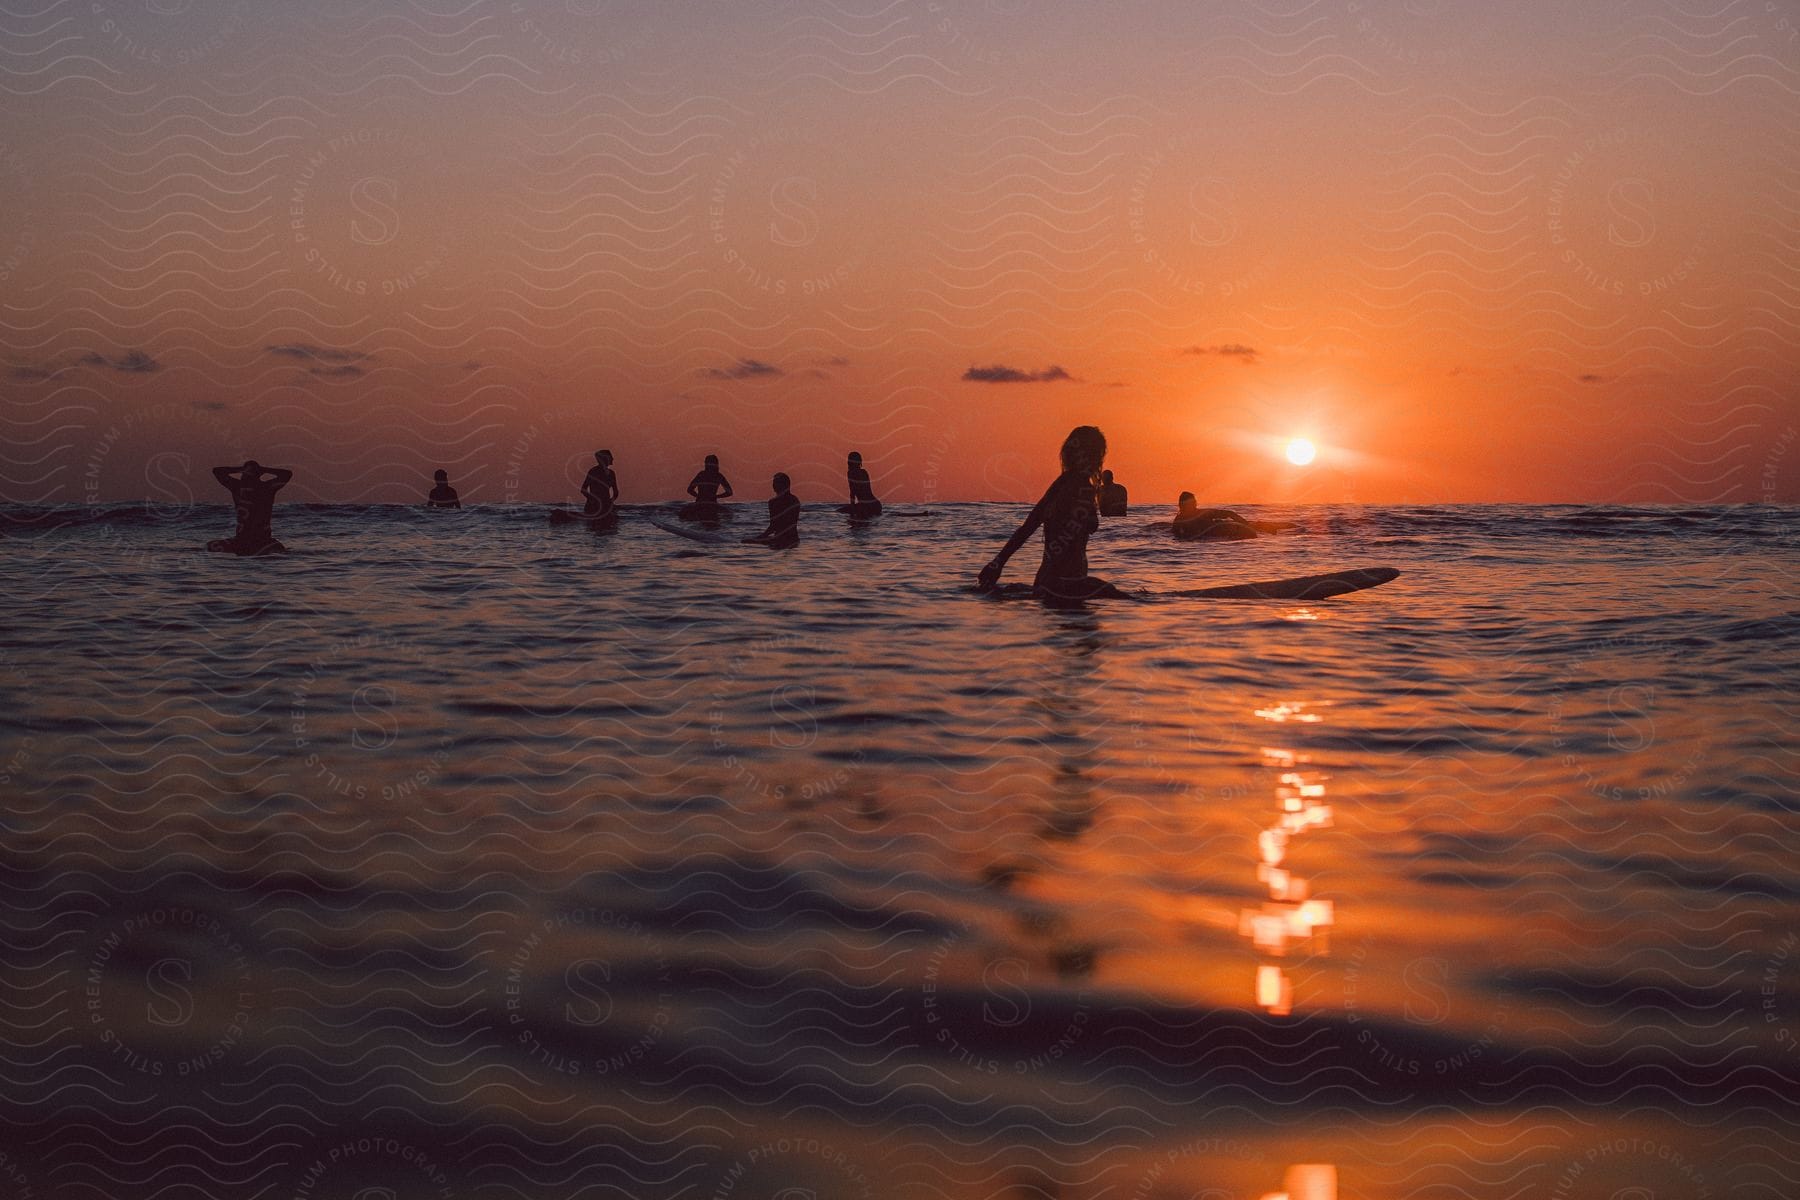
1165 492 1295 540
681 454 733 521
976 425 1132 602
581 450 618 523
838 451 882 519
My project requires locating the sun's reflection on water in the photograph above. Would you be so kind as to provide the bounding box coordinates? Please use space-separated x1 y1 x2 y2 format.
1239 710 1336 1016
1258 1163 1339 1200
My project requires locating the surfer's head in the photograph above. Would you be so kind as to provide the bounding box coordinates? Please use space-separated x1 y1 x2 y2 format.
242 459 261 477
704 454 719 469
1059 426 1106 479
595 449 612 464
847 451 862 465
1177 491 1196 515
772 472 791 493
433 469 448 482
1102 469 1114 484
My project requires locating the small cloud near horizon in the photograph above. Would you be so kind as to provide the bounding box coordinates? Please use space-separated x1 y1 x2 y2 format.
78 350 162 373
962 364 1076 384
1577 373 1606 384
700 357 784 380
9 349 161 380
1181 343 1258 364
267 343 372 365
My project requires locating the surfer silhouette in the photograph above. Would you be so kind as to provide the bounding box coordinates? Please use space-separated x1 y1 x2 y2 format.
841 451 882 518
581 450 617 520
682 454 733 521
745 472 800 548
427 469 461 509
976 426 1131 602
207 460 292 556
1098 469 1127 516
1167 492 1292 540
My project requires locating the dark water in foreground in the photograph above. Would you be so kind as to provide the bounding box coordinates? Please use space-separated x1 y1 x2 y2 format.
1 502 1796 1199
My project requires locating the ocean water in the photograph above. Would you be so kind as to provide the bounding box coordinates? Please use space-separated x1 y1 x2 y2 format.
0 501 1795 1200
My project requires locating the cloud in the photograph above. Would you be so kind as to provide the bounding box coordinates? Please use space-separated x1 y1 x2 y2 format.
78 350 162 373
1577 372 1606 384
9 350 161 380
193 400 229 411
1181 343 1258 364
699 357 784 380
816 355 850 368
266 343 372 365
962 363 1076 384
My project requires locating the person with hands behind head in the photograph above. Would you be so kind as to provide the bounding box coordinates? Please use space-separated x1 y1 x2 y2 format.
208 459 294 556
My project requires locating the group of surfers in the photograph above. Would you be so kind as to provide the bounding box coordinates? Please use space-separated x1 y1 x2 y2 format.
206 428 1289 601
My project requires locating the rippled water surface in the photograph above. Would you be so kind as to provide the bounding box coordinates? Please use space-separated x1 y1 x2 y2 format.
2 502 1796 1199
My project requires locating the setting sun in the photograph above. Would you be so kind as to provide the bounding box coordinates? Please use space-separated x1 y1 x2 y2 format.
1285 438 1317 467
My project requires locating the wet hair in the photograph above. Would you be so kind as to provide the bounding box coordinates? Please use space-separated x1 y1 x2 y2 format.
243 459 261 472
433 469 448 481
1102 470 1113 483
1058 425 1106 477
772 472 791 492
1178 491 1196 505
847 451 862 464
704 454 719 468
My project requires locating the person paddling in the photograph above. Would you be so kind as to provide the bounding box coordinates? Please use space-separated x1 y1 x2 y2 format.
1167 492 1292 540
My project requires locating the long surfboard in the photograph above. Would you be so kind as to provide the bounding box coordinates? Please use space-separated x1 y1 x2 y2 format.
648 516 742 545
1176 566 1399 600
979 566 1399 602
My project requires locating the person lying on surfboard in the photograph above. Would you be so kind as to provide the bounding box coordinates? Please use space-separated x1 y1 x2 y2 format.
976 425 1132 602
580 450 617 521
1164 492 1296 540
681 454 733 520
840 451 882 518
744 473 800 549
207 460 293 556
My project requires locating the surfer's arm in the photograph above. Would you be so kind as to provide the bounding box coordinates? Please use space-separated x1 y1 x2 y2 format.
212 466 238 486
717 476 734 499
979 483 1053 587
264 467 294 486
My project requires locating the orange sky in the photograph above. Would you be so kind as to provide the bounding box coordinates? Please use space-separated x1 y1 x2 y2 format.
2 1 1796 505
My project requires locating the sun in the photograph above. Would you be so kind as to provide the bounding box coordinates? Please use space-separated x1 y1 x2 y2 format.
1285 437 1316 466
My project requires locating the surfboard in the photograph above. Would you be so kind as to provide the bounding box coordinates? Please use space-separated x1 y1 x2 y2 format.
978 566 1399 601
649 516 741 545
549 508 616 528
1177 566 1398 599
